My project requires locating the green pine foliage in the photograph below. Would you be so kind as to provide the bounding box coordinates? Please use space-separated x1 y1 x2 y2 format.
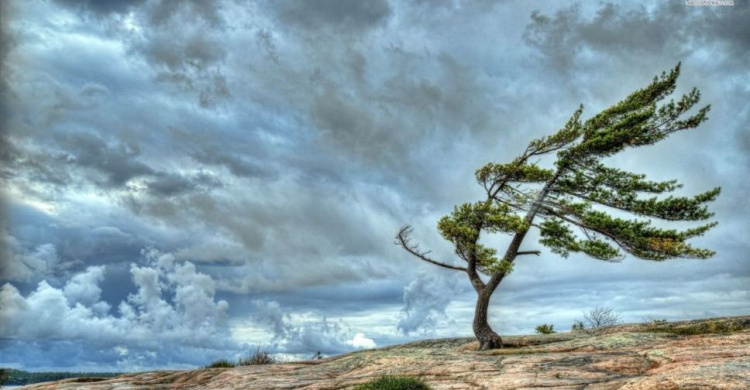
427 63 719 275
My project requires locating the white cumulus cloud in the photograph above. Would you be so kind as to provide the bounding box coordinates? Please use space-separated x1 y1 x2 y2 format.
0 248 238 371
346 333 376 349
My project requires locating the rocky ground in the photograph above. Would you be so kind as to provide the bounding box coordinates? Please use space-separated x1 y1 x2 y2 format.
18 316 750 389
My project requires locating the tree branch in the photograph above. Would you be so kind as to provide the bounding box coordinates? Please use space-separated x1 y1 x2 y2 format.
541 206 629 259
516 250 541 256
487 171 564 293
395 226 468 272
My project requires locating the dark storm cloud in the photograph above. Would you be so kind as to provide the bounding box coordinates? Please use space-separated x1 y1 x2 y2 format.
1 0 22 283
140 33 227 72
146 171 222 197
272 0 392 33
305 52 498 167
6 129 224 200
53 131 154 188
53 0 147 16
145 0 225 27
117 0 230 108
53 0 223 25
192 150 273 179
3 201 148 288
524 2 750 71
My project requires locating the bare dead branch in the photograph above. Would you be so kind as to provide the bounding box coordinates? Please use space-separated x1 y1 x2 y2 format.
582 306 621 332
395 225 468 272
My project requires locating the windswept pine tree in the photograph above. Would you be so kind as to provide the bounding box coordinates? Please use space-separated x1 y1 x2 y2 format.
396 64 720 350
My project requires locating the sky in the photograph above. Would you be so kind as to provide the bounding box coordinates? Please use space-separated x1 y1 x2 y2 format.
0 0 748 372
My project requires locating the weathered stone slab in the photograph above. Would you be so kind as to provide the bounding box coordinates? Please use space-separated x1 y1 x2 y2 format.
18 316 750 389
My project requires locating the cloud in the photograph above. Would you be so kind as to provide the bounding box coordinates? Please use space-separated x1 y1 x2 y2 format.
121 0 230 108
53 131 154 188
145 171 222 197
524 2 750 72
272 0 392 33
398 272 462 335
249 300 376 356
0 236 79 284
62 266 105 306
145 0 225 27
0 249 237 370
53 0 147 16
346 332 376 349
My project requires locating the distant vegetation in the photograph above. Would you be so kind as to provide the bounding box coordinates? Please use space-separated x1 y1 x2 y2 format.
643 320 744 335
0 368 120 386
534 324 556 334
354 375 431 390
204 348 276 369
571 307 622 334
204 359 236 368
238 349 275 365
582 307 621 330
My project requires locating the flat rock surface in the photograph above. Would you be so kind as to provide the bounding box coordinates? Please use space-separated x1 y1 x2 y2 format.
18 316 750 389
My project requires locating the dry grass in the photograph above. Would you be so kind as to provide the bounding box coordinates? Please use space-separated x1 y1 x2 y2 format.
238 348 276 366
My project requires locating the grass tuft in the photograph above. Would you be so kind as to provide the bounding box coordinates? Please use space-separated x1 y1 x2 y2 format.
354 375 430 390
204 359 236 369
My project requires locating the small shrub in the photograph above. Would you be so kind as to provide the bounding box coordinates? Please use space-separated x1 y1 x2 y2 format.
204 359 236 369
582 306 621 330
571 321 585 332
642 317 668 326
237 348 275 366
354 375 430 390
535 324 556 334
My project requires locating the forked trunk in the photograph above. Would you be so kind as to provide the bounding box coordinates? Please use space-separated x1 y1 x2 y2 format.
473 289 502 350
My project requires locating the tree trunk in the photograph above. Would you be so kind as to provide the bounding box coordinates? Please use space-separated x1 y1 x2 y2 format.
473 289 502 350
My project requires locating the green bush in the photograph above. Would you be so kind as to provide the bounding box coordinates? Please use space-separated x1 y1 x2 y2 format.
354 375 430 390
571 321 585 332
204 359 236 368
535 324 556 334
